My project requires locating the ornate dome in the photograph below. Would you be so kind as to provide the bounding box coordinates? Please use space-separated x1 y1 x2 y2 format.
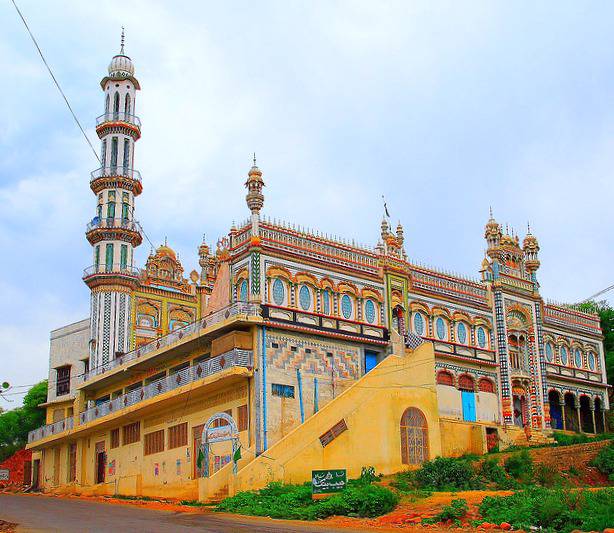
156 244 176 260
108 54 135 78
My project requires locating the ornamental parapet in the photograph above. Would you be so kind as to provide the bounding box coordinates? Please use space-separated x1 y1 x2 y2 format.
90 166 142 195
95 112 141 139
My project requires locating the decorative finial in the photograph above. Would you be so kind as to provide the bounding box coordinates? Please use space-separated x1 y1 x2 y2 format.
164 236 168 246
120 27 125 55
252 152 257 166
382 195 390 218
527 221 531 234
489 206 493 219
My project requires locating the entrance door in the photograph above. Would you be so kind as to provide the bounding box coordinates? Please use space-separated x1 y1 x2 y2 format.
513 396 524 427
364 351 378 373
400 407 429 465
95 441 106 484
31 459 40 489
461 391 476 422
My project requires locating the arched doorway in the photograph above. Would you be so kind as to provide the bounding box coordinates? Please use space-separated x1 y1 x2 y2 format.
392 306 406 335
548 390 563 430
400 407 429 465
458 374 476 422
512 381 528 427
564 392 579 432
595 397 605 434
579 396 594 433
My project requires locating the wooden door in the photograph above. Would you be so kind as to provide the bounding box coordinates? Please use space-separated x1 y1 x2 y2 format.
400 407 428 465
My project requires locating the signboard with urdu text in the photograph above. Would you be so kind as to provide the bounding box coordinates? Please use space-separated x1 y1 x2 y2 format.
312 469 346 495
0 469 9 481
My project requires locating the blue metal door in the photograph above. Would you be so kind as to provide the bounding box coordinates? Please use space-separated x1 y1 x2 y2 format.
461 391 476 422
364 351 378 373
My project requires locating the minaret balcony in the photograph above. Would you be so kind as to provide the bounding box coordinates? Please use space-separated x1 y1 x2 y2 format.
96 111 141 136
83 263 141 289
85 217 143 247
90 166 142 195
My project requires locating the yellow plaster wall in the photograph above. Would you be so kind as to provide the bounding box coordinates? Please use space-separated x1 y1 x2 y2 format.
439 419 486 457
201 342 441 500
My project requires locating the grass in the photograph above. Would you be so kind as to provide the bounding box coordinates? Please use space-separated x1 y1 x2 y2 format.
216 477 399 520
479 487 614 533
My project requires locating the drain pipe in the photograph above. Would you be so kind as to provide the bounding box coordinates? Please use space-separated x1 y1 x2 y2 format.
296 368 305 423
314 377 319 413
262 326 268 451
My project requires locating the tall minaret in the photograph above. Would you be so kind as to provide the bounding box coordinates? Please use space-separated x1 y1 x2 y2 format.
84 31 143 372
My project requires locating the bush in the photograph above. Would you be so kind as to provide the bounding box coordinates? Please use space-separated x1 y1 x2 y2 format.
552 431 614 446
479 457 518 489
423 498 468 526
503 449 533 483
216 480 398 520
533 462 562 488
591 441 614 480
413 456 481 491
479 487 614 533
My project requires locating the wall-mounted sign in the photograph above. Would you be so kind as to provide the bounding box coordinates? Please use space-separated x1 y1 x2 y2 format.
0 469 9 481
312 469 346 495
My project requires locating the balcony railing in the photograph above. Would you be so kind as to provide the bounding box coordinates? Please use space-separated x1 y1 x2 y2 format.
96 111 141 129
90 166 142 183
85 302 261 380
83 263 141 278
86 217 141 234
79 349 253 426
28 416 74 444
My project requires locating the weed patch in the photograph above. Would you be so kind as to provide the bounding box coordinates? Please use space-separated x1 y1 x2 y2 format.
423 498 468 526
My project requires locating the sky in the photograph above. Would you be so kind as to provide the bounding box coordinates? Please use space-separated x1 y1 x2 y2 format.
1 1 612 409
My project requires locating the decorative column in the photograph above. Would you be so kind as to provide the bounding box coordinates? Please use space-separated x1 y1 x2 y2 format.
244 156 264 304
493 289 513 425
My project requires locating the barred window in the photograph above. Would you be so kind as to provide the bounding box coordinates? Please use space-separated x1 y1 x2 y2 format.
122 422 140 445
56 366 71 396
144 429 165 456
168 422 188 449
319 419 348 447
272 383 294 398
237 404 248 431
110 428 120 448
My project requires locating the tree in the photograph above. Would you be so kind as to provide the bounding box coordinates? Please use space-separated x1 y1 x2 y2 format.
0 380 48 462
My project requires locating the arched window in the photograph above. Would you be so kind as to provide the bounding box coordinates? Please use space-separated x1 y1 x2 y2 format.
101 139 107 167
588 352 596 371
574 349 583 368
477 327 487 348
272 278 285 306
341 294 353 319
457 322 467 344
560 346 568 365
110 136 118 172
238 280 248 302
436 370 454 386
322 290 331 315
545 342 554 362
435 317 447 340
413 313 425 336
364 299 376 324
299 285 311 310
458 374 475 391
113 91 120 115
105 94 110 113
478 378 495 393
124 93 131 116
122 138 130 171
400 407 428 465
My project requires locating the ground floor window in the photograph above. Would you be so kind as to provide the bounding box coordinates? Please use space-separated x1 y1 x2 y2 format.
400 407 428 465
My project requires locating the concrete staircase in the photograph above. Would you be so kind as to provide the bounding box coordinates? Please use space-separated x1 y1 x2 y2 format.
500 426 555 448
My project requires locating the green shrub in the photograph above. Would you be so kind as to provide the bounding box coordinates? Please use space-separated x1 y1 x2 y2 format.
591 442 614 480
479 487 614 533
423 498 468 526
533 462 562 488
504 449 533 483
357 465 380 485
413 456 481 491
216 480 398 520
552 431 614 447
479 457 518 489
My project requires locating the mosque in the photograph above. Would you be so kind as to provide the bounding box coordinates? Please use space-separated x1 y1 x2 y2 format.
26 40 609 500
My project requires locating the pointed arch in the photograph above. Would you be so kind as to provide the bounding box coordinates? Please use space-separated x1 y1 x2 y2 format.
124 93 131 115
400 407 429 465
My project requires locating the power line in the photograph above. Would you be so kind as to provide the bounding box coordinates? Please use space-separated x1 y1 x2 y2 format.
580 284 614 304
11 0 101 164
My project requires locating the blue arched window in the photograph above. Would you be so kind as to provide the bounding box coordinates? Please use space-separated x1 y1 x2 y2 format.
341 294 352 319
560 346 568 365
477 327 487 348
413 313 425 336
272 278 285 306
545 342 554 362
457 323 467 344
588 352 596 371
322 290 331 315
299 285 311 310
239 280 248 302
574 349 583 368
364 300 376 324
435 317 447 340
124 93 131 115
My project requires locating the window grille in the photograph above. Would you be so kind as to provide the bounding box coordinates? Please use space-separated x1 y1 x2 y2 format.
272 383 295 398
237 404 248 431
56 366 71 396
110 428 120 448
319 419 348 447
144 429 164 456
168 422 188 449
122 422 140 445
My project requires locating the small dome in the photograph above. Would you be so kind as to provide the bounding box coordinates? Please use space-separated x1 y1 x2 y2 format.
156 244 176 260
523 233 539 249
108 54 135 78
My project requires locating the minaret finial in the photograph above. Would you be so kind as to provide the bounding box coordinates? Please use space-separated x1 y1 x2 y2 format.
527 221 531 234
253 152 257 166
489 206 493 219
120 27 125 55
164 236 167 246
